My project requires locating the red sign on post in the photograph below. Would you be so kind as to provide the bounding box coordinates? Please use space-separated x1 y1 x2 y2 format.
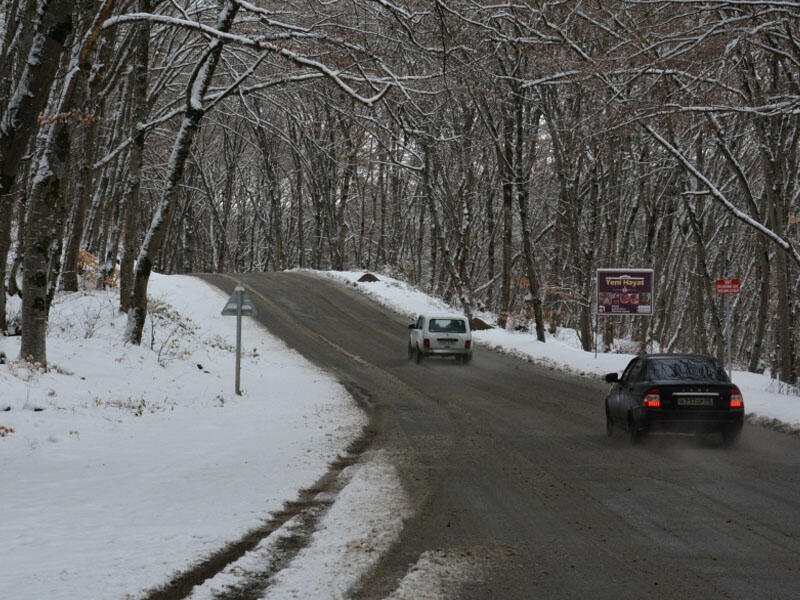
715 278 740 294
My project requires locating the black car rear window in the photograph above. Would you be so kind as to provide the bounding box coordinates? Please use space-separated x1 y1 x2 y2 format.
429 319 467 333
646 357 728 382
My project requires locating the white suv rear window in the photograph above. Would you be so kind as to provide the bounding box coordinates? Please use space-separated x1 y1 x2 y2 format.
429 319 467 333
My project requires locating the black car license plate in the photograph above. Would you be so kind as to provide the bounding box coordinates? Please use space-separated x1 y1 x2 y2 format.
676 397 714 407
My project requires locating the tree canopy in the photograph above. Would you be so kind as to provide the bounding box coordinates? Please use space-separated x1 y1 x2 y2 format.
1 1 798 382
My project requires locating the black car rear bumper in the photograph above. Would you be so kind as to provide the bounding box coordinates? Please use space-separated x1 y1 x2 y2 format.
633 407 744 435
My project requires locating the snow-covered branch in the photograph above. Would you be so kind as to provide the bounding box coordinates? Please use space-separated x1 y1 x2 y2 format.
643 122 800 268
103 10 392 106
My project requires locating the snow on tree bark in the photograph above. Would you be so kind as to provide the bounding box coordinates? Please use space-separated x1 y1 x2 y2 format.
0 0 73 337
126 1 240 345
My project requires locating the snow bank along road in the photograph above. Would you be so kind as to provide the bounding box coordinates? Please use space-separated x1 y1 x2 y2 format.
201 272 800 600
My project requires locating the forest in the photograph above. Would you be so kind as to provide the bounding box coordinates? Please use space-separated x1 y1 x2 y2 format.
1 1 798 383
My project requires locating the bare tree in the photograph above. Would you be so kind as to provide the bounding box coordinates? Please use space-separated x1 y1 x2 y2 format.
20 1 116 365
125 1 240 344
5 0 800 379
0 0 73 337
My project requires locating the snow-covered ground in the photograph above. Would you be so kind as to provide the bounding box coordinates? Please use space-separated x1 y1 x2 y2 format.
1 270 798 599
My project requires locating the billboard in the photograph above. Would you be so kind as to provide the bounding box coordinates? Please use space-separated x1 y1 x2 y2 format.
597 269 654 315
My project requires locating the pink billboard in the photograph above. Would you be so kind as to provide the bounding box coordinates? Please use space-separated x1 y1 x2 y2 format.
597 269 654 315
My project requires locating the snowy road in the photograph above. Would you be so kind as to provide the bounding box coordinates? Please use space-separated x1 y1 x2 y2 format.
199 272 800 600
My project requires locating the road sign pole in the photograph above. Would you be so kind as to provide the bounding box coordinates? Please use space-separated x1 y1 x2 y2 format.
221 283 256 397
715 278 740 381
235 289 242 395
726 294 732 380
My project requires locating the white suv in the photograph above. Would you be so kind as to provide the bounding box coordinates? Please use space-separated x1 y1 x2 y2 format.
408 314 473 364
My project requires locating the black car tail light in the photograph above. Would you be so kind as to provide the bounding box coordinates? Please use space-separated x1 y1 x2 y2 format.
643 389 661 408
730 389 744 409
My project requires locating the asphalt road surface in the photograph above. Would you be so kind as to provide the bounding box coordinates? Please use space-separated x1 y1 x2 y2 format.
199 272 800 600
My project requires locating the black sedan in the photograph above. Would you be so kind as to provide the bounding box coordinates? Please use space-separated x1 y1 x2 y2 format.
604 354 744 445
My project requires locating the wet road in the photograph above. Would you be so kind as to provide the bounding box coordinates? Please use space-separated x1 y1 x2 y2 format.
199 271 800 600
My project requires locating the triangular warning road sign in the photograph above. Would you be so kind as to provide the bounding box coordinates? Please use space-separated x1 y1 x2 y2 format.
221 284 257 316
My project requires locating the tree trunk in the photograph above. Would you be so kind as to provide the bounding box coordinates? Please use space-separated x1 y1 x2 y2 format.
0 200 13 332
749 244 770 373
516 186 546 342
126 1 240 344
61 82 95 292
0 0 73 197
20 123 71 365
500 154 513 327
22 0 128 364
63 0 116 291
0 0 73 336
